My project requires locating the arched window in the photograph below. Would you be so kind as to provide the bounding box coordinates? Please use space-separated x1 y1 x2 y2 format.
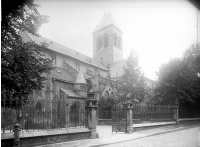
75 62 80 71
114 33 117 47
36 100 43 111
70 101 80 127
104 34 108 47
110 92 114 97
104 91 109 99
97 37 102 50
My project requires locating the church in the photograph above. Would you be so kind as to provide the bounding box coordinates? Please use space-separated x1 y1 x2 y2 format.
20 12 155 105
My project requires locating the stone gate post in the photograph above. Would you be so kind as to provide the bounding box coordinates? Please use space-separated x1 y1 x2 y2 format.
126 102 134 133
172 104 179 125
13 123 20 147
86 91 98 138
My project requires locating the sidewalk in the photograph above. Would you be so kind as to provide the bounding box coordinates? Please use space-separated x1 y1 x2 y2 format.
38 121 200 147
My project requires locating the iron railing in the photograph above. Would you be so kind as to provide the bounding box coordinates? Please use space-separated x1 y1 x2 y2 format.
132 104 174 123
1 98 88 133
112 104 126 124
98 108 112 119
99 103 174 122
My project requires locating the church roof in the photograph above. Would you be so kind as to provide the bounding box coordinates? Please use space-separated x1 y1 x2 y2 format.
19 31 108 71
75 70 87 84
93 12 122 33
60 88 82 98
51 66 75 83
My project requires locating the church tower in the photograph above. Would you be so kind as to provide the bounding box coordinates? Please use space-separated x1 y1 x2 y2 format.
93 12 123 66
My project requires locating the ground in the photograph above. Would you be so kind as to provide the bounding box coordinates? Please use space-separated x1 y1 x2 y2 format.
36 121 200 147
102 127 200 147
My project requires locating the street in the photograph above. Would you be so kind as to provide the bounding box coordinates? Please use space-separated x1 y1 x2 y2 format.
101 127 200 147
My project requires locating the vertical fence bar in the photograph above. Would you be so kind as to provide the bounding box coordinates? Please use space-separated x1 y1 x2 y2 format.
1 98 89 133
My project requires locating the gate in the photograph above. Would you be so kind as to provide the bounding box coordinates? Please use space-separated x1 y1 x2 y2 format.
112 103 127 133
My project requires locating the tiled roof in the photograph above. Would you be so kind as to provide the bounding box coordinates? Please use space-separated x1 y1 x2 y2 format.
93 12 122 33
75 70 87 84
51 66 75 83
60 88 82 98
21 31 107 70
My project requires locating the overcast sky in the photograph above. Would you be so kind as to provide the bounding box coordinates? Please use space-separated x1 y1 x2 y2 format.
35 0 199 80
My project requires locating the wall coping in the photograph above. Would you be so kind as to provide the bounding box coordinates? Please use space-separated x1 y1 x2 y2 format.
179 118 200 121
98 119 141 121
1 128 90 140
133 121 176 128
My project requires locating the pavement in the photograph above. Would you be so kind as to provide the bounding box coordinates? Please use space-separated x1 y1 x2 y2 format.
38 121 200 147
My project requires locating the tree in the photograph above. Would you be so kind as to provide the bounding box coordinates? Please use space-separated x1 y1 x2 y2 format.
1 0 52 107
153 43 200 105
118 50 146 103
98 96 116 119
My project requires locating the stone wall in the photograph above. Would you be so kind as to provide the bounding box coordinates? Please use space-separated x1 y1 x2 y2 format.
1 128 91 147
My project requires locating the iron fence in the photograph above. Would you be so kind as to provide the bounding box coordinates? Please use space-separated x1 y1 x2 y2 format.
132 104 174 123
112 104 126 123
98 108 112 119
1 98 88 133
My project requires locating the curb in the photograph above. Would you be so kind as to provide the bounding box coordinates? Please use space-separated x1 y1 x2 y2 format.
37 124 200 147
89 125 200 147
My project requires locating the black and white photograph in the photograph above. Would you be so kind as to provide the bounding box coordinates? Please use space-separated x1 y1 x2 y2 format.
1 0 200 146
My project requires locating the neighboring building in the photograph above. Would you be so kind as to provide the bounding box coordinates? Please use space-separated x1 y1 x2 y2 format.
20 12 156 105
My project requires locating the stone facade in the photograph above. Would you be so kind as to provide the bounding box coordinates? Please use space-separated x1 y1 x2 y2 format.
93 12 123 66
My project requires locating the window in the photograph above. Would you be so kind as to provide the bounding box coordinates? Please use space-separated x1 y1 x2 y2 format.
75 62 80 71
81 84 87 90
110 92 114 97
104 91 109 99
36 100 43 111
70 102 79 127
51 53 56 65
114 33 117 47
118 37 121 49
104 34 108 47
97 37 102 50
87 69 95 76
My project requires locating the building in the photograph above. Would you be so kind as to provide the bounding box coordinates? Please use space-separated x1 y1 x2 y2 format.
20 12 155 106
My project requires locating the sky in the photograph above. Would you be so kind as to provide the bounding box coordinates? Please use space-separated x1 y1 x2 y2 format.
35 0 199 80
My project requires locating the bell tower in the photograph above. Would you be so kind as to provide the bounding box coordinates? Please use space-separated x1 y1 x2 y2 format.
93 12 123 66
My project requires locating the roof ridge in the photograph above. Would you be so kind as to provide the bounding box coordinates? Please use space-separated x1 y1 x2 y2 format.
21 31 108 70
93 12 122 33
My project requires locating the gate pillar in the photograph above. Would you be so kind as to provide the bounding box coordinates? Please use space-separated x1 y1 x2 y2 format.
86 91 98 138
126 102 134 133
172 104 179 125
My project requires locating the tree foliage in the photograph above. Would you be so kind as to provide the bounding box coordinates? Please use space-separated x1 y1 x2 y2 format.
98 96 117 109
118 50 146 103
1 0 52 104
153 43 200 105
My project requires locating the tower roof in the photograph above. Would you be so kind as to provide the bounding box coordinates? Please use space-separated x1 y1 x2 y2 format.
75 70 87 84
93 12 122 33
